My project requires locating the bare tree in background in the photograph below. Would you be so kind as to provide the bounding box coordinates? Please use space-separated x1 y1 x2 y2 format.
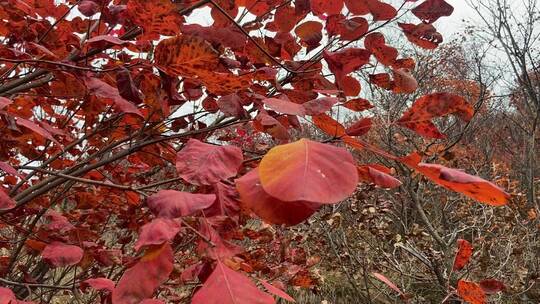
469 0 540 207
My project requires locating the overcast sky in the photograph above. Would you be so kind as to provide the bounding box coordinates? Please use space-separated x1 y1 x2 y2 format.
440 0 477 37
185 1 479 38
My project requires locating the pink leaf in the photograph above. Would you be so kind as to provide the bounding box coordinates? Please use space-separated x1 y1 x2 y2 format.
87 35 130 46
176 139 243 185
146 190 216 218
260 280 296 302
81 278 116 292
0 97 12 110
263 98 306 116
116 69 144 105
0 161 22 178
112 243 173 304
357 165 402 189
236 168 321 226
134 218 181 251
84 77 143 117
0 189 16 210
41 242 84 267
15 117 60 145
372 272 408 301
302 97 338 116
345 117 372 137
192 261 274 304
0 287 16 303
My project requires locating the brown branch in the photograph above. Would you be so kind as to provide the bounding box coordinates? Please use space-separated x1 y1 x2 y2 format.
0 277 74 290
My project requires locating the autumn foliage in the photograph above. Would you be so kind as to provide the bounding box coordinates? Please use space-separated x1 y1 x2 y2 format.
0 0 516 303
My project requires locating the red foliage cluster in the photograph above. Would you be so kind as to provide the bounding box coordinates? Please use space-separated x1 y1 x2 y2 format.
0 0 509 303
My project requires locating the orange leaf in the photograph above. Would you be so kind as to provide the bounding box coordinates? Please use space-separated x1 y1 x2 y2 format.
259 139 358 204
453 239 473 271
312 113 347 137
400 153 510 206
398 93 473 139
457 280 486 304
154 35 219 77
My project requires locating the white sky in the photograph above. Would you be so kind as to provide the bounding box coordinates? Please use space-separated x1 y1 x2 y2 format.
440 0 477 37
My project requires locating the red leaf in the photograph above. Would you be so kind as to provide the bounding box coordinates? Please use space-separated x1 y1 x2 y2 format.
258 139 358 204
302 97 339 115
0 287 16 303
236 168 321 226
41 242 84 267
457 280 486 304
87 35 130 48
146 190 216 218
140 300 165 304
112 243 173 304
218 94 248 118
274 5 297 33
254 113 290 140
81 278 115 292
78 0 100 17
399 22 443 49
345 117 372 136
372 272 408 301
400 153 510 206
393 68 418 93
479 279 505 294
84 77 143 117
263 97 306 116
0 161 22 178
323 48 371 82
365 33 397 66
398 93 473 139
344 0 369 15
340 75 361 96
357 165 402 188
369 73 394 89
44 211 75 233
175 139 243 185
453 239 473 271
192 261 274 304
312 113 347 137
0 97 12 109
260 280 296 302
15 117 60 145
367 0 397 21
311 0 343 16
295 21 323 52
327 15 368 41
204 182 241 218
134 218 181 251
116 69 144 105
412 0 454 23
197 220 243 260
341 98 373 112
